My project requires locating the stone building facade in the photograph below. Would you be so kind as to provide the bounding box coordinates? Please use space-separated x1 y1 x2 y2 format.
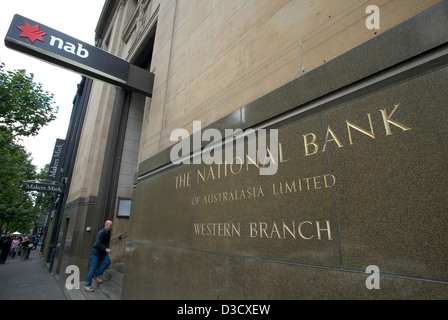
51 0 448 299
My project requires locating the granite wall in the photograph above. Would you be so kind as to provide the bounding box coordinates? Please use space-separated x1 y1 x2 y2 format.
122 2 448 299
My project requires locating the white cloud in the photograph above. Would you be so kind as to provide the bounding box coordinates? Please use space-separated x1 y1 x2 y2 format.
0 0 105 169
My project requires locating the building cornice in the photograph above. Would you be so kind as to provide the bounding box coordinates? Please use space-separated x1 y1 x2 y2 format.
95 0 122 42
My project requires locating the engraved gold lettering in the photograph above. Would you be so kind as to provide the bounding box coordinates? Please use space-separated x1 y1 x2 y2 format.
303 133 318 156
246 153 260 171
232 223 241 237
303 177 312 190
272 174 336 195
230 157 243 174
270 222 281 239
260 222 269 238
193 223 241 237
347 113 375 145
201 186 264 204
245 221 333 240
279 143 289 163
193 223 201 234
216 163 222 178
285 180 296 193
250 223 257 238
323 174 336 188
265 147 276 165
197 168 206 184
380 103 412 135
175 172 191 189
313 176 322 189
316 220 332 240
282 222 296 239
207 224 212 235
191 196 199 205
207 166 215 180
298 221 314 240
322 126 343 152
272 183 282 195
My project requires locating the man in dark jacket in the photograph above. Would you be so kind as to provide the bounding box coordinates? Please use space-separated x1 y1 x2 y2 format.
85 220 113 292
0 236 12 264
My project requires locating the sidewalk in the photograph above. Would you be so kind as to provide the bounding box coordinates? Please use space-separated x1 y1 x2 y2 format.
0 247 67 300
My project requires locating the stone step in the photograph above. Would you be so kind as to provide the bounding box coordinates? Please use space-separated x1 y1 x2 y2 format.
103 269 123 287
64 263 124 300
65 281 109 300
98 278 122 300
64 286 87 300
113 262 125 273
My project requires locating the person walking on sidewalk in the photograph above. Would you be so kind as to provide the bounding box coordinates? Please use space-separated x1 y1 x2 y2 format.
10 236 19 258
20 236 31 260
85 220 113 292
0 236 12 264
32 235 39 250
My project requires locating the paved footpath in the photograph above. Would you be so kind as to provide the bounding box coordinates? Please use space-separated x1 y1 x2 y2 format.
0 247 67 300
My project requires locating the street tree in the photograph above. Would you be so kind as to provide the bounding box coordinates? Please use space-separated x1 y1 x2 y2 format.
0 62 58 139
0 62 58 233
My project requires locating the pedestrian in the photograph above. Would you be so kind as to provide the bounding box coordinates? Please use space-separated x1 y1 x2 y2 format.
21 236 31 260
0 236 12 264
10 236 19 258
33 235 39 250
17 236 22 257
84 220 113 292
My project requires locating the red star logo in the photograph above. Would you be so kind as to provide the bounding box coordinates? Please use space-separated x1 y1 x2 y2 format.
17 22 47 44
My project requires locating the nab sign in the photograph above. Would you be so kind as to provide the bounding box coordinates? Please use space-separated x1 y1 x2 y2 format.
4 14 154 97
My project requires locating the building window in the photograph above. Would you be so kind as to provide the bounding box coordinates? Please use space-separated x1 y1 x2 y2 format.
117 198 132 217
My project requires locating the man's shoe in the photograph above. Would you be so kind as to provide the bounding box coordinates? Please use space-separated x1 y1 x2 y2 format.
84 286 94 292
95 276 103 284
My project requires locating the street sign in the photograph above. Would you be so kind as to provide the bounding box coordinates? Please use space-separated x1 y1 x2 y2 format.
47 139 66 182
22 182 65 194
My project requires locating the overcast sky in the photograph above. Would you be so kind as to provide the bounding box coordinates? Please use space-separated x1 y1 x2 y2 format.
0 1 105 170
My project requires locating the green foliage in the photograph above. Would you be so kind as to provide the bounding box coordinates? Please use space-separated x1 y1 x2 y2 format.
0 62 58 139
0 62 58 233
0 131 38 232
